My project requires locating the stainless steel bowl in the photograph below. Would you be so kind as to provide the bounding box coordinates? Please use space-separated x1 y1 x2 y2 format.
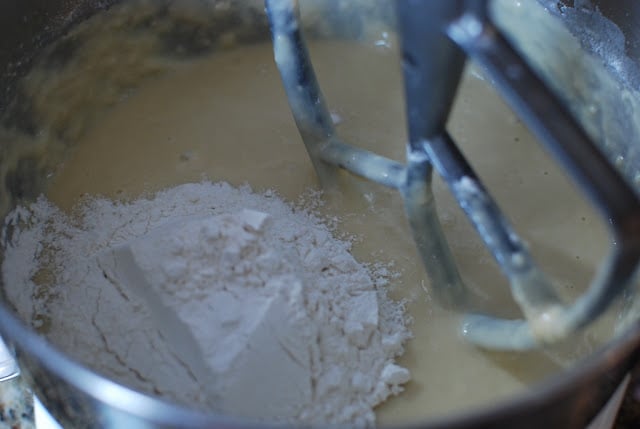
1 1 640 428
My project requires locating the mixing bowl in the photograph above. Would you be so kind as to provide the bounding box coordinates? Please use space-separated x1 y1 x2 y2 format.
1 1 640 428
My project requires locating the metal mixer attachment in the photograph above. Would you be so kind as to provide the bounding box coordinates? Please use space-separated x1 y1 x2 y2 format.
265 0 640 350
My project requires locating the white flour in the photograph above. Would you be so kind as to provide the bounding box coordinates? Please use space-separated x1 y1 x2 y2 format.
1 181 411 426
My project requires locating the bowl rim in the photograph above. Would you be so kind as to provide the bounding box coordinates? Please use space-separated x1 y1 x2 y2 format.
1 300 639 429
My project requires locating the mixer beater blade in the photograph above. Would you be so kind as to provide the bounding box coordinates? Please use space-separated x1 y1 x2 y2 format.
265 0 640 350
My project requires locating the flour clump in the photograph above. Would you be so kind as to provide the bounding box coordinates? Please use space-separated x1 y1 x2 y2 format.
1 181 411 426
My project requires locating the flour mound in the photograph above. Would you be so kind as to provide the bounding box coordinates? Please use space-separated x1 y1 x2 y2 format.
1 181 411 426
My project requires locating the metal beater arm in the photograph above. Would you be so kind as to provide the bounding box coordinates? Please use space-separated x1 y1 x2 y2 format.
265 0 469 309
397 0 640 349
266 0 640 350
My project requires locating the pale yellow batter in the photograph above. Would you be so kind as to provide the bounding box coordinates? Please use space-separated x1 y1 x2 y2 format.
40 35 617 423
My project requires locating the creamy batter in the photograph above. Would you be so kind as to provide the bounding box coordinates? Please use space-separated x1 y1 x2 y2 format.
42 41 615 422
0 0 629 425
